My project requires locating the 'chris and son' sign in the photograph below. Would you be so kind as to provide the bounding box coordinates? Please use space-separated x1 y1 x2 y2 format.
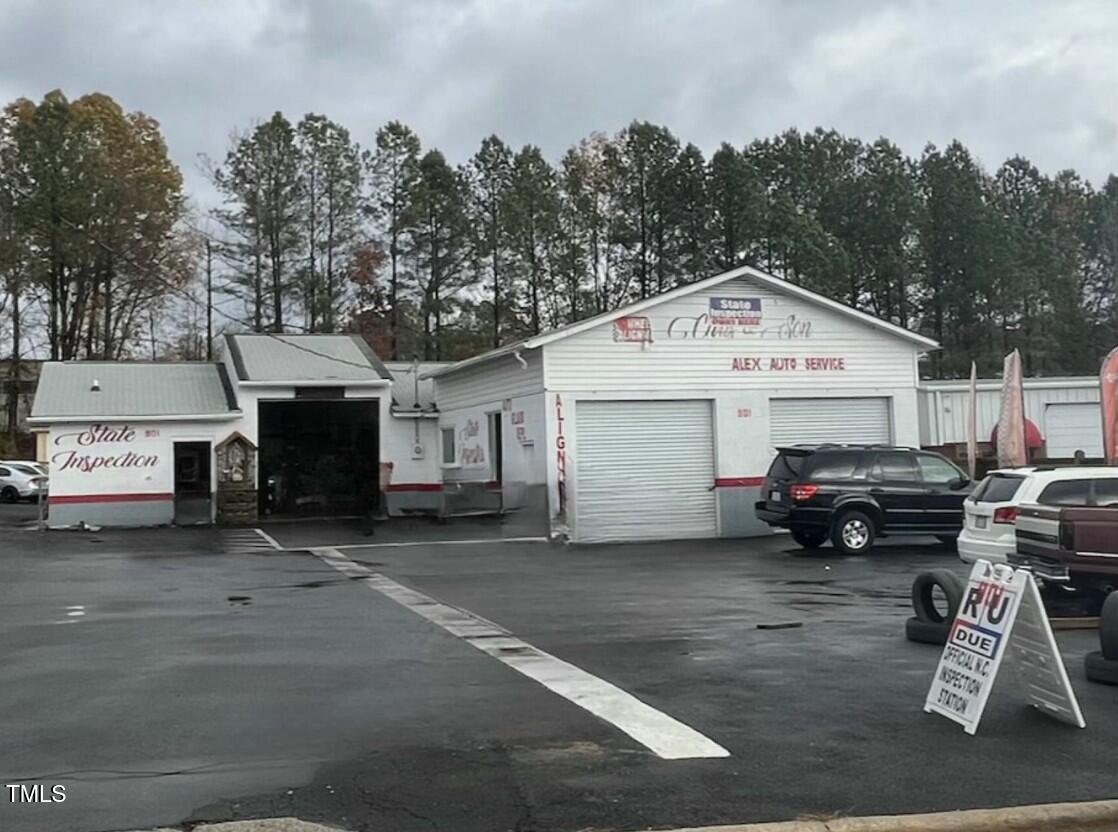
52 424 161 473
613 297 815 343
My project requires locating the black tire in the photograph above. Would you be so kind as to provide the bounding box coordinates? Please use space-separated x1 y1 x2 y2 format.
936 534 958 546
912 569 966 624
905 616 950 645
1085 650 1118 686
0 486 17 504
831 510 875 555
1101 592 1118 661
790 528 827 549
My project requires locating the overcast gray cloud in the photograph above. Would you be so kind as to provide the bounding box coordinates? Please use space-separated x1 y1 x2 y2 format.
1 0 1115 207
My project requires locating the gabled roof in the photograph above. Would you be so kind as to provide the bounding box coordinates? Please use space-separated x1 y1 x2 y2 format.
424 265 940 379
30 362 239 423
224 333 391 383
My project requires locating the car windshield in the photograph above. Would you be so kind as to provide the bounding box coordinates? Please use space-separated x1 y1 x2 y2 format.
972 474 1025 503
9 464 40 476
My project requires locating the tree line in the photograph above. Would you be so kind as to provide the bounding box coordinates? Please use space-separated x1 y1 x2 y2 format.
2 89 1118 389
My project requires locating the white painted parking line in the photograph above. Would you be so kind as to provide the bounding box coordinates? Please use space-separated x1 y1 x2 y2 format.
253 528 284 550
311 547 730 760
324 535 549 551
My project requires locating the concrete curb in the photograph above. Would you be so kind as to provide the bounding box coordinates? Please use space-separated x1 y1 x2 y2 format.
122 819 349 832
664 800 1118 832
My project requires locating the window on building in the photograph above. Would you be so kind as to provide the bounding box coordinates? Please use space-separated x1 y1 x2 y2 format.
441 428 456 465
1038 479 1091 506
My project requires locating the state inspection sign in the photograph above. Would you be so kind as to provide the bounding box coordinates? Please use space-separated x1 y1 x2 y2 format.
924 559 1085 734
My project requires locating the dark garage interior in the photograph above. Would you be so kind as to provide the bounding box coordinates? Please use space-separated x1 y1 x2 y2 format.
258 398 379 517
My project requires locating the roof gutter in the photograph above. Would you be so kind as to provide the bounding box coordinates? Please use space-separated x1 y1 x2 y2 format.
29 412 243 426
235 379 392 388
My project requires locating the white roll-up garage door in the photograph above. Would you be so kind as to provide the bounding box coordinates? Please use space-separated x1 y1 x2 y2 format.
1045 403 1103 457
574 400 717 543
770 397 891 446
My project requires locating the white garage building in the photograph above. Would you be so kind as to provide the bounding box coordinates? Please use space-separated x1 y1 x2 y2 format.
918 376 1103 458
427 265 939 543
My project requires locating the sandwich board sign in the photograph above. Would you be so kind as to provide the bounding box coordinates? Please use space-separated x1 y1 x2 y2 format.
924 559 1085 734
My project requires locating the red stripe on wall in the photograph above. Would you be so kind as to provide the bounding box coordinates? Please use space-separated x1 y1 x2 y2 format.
714 477 765 488
50 492 175 505
385 483 443 493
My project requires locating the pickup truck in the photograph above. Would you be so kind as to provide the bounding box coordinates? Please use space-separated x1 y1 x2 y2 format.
1010 503 1118 600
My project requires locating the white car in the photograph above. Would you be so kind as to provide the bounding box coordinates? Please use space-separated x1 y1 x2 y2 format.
0 462 48 503
958 466 1118 564
1 460 48 477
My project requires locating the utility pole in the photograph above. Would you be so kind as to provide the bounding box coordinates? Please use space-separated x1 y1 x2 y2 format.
205 238 213 361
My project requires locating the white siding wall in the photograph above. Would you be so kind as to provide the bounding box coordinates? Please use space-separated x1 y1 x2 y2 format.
918 380 1100 446
46 419 228 526
540 276 923 540
437 392 546 487
434 348 544 411
543 276 920 392
381 417 440 486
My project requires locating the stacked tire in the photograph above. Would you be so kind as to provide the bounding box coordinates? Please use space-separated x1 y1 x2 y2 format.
906 569 966 645
1085 592 1118 685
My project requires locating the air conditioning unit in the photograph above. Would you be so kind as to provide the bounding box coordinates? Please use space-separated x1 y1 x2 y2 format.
411 442 425 460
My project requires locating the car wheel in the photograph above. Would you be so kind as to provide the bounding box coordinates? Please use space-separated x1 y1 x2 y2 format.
912 569 965 624
1100 592 1118 661
790 528 827 549
1085 650 1118 686
0 486 17 504
935 534 958 547
831 510 875 555
905 616 949 645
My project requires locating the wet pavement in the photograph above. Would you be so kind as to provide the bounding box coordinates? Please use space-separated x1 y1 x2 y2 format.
2 528 1117 832
0 500 42 529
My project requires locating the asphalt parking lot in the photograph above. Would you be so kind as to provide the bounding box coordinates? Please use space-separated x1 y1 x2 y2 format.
2 524 1116 832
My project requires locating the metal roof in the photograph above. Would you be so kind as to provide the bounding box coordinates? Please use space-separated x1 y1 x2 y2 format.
920 376 1098 391
224 334 391 382
30 362 239 422
424 264 940 379
384 361 448 412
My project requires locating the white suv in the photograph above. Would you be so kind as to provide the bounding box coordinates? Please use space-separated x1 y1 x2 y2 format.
958 466 1118 564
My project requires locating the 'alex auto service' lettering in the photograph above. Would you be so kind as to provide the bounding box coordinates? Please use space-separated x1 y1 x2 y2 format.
730 356 846 371
51 423 160 473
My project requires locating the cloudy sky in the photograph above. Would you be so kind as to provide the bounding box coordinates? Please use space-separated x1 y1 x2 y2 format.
1 0 1116 206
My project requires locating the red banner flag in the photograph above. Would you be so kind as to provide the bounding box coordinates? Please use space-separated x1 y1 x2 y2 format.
1100 347 1118 464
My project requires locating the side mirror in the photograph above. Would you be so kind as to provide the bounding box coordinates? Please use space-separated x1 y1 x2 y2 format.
949 476 971 490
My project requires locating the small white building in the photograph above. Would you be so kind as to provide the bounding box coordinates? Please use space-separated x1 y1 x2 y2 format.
426 265 938 543
918 376 1102 457
29 334 444 527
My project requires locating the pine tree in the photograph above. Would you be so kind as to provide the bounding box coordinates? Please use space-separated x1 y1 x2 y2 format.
369 122 421 358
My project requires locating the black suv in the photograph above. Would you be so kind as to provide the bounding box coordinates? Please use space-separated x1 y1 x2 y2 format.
754 445 972 554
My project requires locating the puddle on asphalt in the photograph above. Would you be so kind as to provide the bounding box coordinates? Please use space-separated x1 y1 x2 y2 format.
780 579 837 586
